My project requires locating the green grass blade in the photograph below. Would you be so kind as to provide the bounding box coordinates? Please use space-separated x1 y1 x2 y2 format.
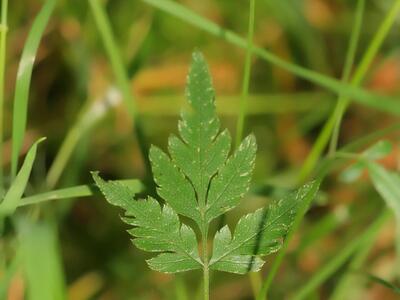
142 0 400 116
330 0 400 149
366 162 400 270
0 0 8 188
298 0 400 182
0 246 20 299
297 0 364 182
363 273 400 294
19 179 142 207
10 0 56 179
88 0 150 170
18 219 66 300
329 237 378 300
88 0 136 117
46 87 121 189
0 138 45 217
235 0 255 148
292 209 391 300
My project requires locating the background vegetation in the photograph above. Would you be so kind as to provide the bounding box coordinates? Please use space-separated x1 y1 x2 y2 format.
0 0 400 299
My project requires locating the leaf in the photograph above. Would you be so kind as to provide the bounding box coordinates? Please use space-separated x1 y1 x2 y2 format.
340 140 392 183
366 162 400 219
93 51 318 276
362 140 392 160
149 146 202 225
92 173 202 273
340 162 365 183
0 138 46 217
206 134 257 223
209 183 317 274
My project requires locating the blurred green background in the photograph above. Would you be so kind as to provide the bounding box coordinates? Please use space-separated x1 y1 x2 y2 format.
1 0 400 299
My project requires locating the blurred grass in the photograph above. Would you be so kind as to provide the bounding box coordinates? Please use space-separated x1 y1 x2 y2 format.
10 0 55 178
1 0 400 299
0 0 8 188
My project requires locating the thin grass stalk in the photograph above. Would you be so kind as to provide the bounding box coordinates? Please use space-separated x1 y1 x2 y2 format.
329 0 400 155
88 0 150 171
142 0 400 116
10 0 56 179
46 88 121 189
291 209 391 300
329 235 379 300
297 0 364 182
0 0 8 188
299 0 400 182
235 0 255 148
257 179 321 300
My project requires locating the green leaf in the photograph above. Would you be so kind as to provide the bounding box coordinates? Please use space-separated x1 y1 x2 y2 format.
366 162 400 219
362 140 392 160
340 162 365 183
93 51 318 277
149 146 202 225
206 134 256 223
209 182 317 274
92 172 202 273
365 161 400 266
0 138 45 217
340 140 392 183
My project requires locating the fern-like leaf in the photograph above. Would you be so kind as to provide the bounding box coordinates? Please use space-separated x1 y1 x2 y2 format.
92 172 202 273
92 51 319 276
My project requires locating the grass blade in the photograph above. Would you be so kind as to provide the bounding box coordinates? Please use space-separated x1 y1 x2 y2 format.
0 0 8 188
292 209 391 300
0 138 45 217
88 0 150 171
366 162 400 270
257 180 320 300
329 237 379 300
363 273 400 294
235 0 255 148
19 179 142 207
10 0 56 179
142 0 400 116
46 87 121 189
297 0 364 182
298 0 400 182
18 219 66 300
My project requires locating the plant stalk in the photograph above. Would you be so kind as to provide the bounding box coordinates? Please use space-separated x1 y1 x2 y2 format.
298 0 400 182
0 0 8 188
202 223 209 300
235 0 255 148
291 209 391 300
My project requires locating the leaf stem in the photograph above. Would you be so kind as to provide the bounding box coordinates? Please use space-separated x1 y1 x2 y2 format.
235 0 255 148
202 223 209 300
0 0 8 188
